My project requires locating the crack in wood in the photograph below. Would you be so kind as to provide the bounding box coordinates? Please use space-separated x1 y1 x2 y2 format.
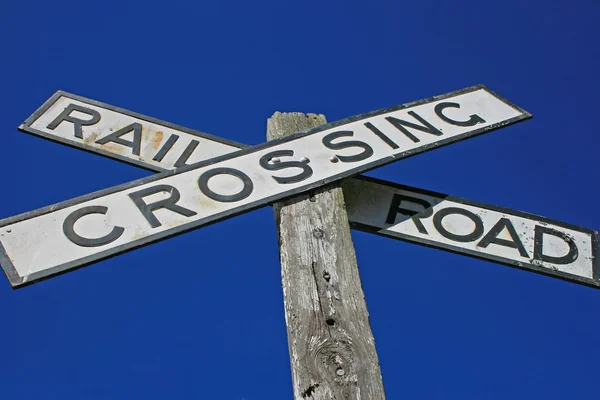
301 383 320 398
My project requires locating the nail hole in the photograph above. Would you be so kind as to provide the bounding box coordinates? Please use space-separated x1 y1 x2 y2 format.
326 318 335 326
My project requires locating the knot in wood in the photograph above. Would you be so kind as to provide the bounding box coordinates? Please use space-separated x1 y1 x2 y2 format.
310 339 355 383
312 228 325 239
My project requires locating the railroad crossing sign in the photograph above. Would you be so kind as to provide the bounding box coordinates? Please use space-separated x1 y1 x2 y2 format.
1 85 597 289
10 86 599 289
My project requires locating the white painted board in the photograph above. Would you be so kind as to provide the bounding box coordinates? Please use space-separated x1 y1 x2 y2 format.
1 85 529 287
19 91 246 172
343 177 599 288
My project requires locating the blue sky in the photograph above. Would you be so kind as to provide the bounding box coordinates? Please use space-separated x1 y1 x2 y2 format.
1 1 599 398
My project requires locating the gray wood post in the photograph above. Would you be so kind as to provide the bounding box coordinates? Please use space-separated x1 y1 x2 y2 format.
267 112 386 399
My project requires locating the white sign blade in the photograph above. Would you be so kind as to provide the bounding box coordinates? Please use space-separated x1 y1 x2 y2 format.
19 91 247 172
1 85 529 287
343 177 600 288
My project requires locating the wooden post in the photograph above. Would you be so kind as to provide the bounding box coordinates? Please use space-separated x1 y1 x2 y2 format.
267 112 386 399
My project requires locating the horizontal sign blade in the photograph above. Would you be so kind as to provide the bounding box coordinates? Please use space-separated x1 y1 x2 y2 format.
2 85 529 287
344 177 600 288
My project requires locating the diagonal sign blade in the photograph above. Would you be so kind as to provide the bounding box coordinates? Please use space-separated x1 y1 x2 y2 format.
19 90 248 172
343 177 599 289
2 85 529 288
16 89 600 289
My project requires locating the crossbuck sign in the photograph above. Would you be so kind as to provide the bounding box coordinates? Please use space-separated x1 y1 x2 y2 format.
2 85 598 289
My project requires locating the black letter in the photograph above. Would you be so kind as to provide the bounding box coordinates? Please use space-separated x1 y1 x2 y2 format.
198 167 254 202
434 102 486 127
128 184 197 228
46 104 101 139
63 206 124 247
322 130 374 162
534 226 579 265
174 140 200 168
433 207 484 242
477 217 529 258
152 134 179 162
364 122 399 149
96 123 143 156
385 193 433 235
385 111 442 143
259 150 313 184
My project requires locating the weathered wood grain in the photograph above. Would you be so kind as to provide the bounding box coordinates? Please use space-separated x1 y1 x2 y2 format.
267 112 386 399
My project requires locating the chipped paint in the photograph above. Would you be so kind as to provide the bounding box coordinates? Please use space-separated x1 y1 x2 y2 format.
152 130 164 150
